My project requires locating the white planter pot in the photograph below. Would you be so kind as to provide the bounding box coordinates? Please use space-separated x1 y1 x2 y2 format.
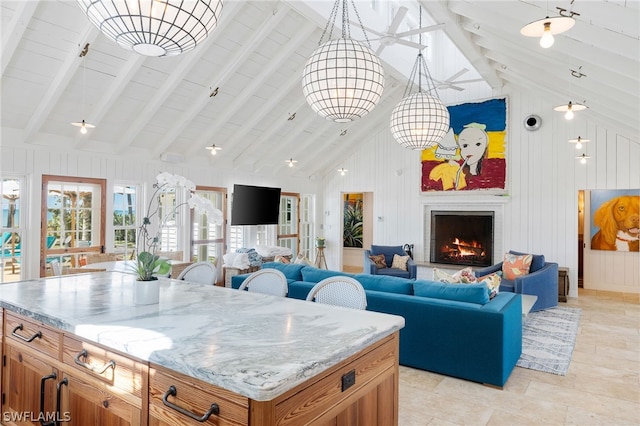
134 279 160 305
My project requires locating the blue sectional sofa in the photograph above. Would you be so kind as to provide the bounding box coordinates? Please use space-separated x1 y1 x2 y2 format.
232 262 523 388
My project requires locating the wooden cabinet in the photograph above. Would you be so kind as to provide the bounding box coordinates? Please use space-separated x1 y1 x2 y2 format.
3 310 399 426
149 366 248 425
2 313 61 426
2 312 147 426
58 336 147 426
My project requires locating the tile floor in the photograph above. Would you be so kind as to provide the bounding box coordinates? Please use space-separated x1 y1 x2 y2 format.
398 289 640 425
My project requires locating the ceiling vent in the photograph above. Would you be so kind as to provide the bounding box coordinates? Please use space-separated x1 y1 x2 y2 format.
160 152 184 163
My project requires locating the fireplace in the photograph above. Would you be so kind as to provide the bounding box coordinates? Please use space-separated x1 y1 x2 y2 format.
430 211 494 267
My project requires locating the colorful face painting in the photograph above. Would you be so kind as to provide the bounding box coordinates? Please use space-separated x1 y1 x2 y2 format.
421 97 507 192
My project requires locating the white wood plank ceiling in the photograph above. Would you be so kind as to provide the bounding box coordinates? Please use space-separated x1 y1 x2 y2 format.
1 0 637 178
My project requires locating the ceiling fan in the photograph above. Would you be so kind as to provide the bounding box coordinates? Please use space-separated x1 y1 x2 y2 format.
432 68 484 91
360 6 445 55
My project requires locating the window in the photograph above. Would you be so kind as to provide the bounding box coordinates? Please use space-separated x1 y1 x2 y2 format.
42 175 106 277
158 188 178 251
299 194 314 259
113 183 139 259
1 176 23 283
191 187 226 274
278 193 299 256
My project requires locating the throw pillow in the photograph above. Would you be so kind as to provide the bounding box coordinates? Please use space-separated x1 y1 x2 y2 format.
391 254 410 271
477 272 501 299
502 252 533 280
433 267 477 284
274 255 290 264
433 268 456 283
369 254 387 269
453 267 477 283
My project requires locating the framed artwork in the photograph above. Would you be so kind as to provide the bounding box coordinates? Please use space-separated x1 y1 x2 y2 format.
590 189 639 252
421 97 507 192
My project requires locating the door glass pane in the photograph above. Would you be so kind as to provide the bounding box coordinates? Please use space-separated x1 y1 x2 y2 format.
113 184 138 258
191 188 225 275
1 178 22 282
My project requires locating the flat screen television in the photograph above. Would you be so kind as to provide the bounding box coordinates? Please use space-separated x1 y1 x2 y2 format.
231 184 281 226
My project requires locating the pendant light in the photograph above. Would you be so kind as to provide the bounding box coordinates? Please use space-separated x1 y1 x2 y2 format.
205 144 222 156
286 158 298 168
554 101 587 120
568 136 590 149
71 44 95 135
337 168 348 176
390 6 449 150
302 0 384 122
76 0 224 57
576 153 591 164
520 7 578 49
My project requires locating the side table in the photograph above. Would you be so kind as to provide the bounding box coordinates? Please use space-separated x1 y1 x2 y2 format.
558 267 569 302
314 247 327 269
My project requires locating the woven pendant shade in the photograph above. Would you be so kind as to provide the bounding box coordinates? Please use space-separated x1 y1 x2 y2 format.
76 0 224 57
390 93 449 150
302 39 384 123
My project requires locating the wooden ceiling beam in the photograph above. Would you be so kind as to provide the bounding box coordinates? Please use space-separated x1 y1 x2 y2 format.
183 14 314 159
23 22 99 143
148 2 282 158
1 0 39 76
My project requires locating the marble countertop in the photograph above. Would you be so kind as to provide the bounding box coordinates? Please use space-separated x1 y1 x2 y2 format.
0 272 404 401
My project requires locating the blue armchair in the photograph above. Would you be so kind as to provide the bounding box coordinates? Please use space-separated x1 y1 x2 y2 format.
474 251 558 312
363 245 417 279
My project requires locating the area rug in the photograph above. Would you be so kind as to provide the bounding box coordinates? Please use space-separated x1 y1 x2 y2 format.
516 306 581 376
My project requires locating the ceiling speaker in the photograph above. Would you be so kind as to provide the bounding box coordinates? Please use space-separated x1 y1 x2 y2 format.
524 114 541 131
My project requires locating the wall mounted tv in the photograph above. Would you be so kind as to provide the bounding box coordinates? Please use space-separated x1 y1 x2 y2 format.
231 184 281 226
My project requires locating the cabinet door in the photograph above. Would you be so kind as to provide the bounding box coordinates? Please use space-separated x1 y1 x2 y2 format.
2 344 58 426
57 372 142 426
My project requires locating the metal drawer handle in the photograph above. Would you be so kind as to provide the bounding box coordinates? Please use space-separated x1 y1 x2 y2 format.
162 385 220 422
40 372 57 426
55 378 68 426
12 323 43 342
74 349 116 374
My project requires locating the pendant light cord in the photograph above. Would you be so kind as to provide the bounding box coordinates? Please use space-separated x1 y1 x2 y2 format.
318 0 372 48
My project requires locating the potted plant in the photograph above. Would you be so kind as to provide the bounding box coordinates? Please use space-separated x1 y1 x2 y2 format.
132 172 222 304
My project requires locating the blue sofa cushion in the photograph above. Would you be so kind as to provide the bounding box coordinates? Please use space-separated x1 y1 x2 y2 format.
353 274 413 295
371 245 406 267
262 262 306 281
509 250 545 272
414 280 490 305
372 268 412 279
301 266 353 283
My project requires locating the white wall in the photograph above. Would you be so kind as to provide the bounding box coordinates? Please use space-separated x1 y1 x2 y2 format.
320 86 640 296
0 137 319 280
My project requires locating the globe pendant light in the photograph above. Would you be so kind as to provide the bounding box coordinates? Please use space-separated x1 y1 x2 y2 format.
390 7 449 150
76 0 224 57
302 0 384 123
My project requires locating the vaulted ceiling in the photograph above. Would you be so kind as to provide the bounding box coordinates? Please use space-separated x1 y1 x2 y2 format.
1 1 638 179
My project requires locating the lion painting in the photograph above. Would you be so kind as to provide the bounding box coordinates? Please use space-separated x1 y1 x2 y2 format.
591 195 639 251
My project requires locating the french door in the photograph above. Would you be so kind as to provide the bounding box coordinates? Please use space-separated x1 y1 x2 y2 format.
41 175 106 277
191 186 226 284
278 193 300 256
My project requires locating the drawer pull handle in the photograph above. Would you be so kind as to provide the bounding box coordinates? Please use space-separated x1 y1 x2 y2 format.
40 372 57 426
12 323 43 342
162 385 220 422
74 349 116 374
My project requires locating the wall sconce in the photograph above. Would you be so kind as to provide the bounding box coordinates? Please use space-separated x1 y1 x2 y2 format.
554 101 587 120
568 136 590 149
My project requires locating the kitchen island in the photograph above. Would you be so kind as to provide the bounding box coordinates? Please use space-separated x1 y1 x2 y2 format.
0 272 404 425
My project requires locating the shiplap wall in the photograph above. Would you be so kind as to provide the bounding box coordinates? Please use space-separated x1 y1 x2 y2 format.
0 136 319 279
320 86 640 296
